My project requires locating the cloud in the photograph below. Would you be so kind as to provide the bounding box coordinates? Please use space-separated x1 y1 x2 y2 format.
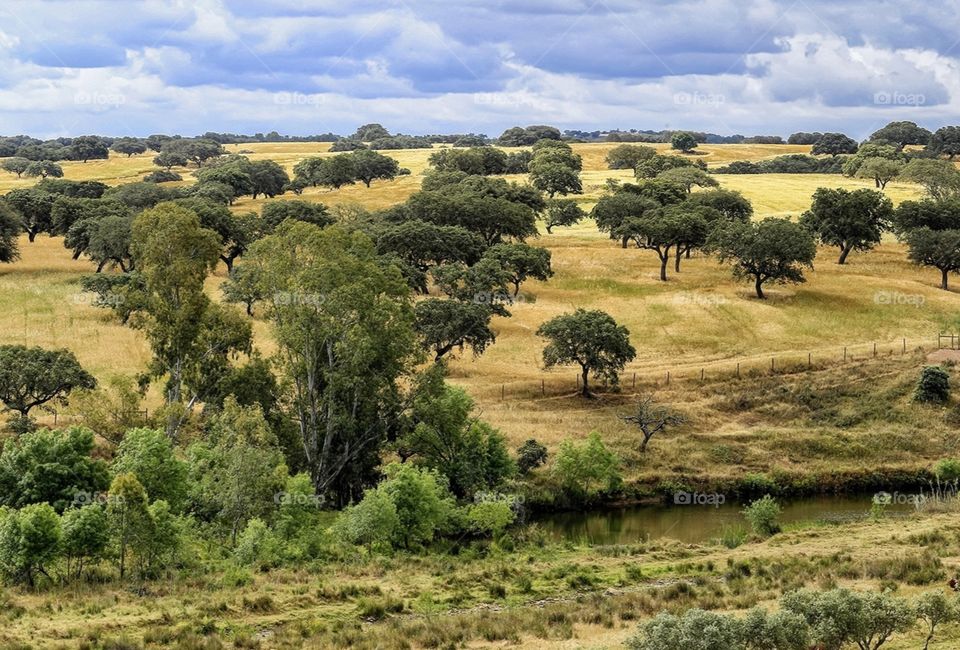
0 0 956 137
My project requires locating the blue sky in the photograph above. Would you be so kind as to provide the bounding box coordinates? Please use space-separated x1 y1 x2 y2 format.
0 0 958 139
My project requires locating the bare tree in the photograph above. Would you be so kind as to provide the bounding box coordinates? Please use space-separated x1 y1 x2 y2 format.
620 395 685 453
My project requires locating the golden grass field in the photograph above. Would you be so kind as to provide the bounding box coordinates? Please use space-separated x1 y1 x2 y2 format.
2 142 958 484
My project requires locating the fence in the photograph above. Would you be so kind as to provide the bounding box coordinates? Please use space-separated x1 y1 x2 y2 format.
490 336 937 402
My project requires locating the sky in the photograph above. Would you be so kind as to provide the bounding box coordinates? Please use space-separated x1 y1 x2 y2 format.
0 0 958 139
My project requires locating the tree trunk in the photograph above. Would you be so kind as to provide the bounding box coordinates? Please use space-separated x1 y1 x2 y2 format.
838 244 852 265
27 230 36 243
674 248 682 273
621 236 629 249
580 365 590 397
755 276 765 299
659 252 668 281
941 268 949 290
545 224 553 234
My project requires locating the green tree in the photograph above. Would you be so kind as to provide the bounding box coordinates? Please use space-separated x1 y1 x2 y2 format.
350 149 400 187
656 167 718 193
0 201 22 262
353 123 391 141
869 120 932 148
221 263 264 316
900 159 960 201
553 432 622 502
106 473 152 580
904 227 960 289
0 426 109 510
24 160 64 178
153 151 188 170
370 463 454 549
592 191 660 248
927 125 960 159
400 373 514 497
781 589 914 650
705 218 817 299
0 345 96 429
800 187 893 264
482 242 552 296
1 157 30 177
261 200 333 232
627 609 742 650
854 157 904 190
86 214 135 272
0 503 61 586
130 202 249 436
111 138 147 157
811 132 859 155
914 366 950 402
537 309 636 397
68 136 109 162
5 187 55 242
543 198 585 234
616 204 708 280
112 428 188 511
245 222 416 503
916 590 959 650
161 138 223 167
742 495 782 536
248 159 289 199
528 160 582 197
414 298 496 362
317 155 358 190
517 439 548 474
187 398 287 543
605 144 657 170
670 131 699 153
61 505 108 579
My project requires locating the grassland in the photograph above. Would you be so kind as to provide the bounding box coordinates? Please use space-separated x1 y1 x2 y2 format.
2 142 955 484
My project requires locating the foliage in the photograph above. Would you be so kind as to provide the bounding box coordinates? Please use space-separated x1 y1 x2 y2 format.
705 217 816 299
516 439 548 474
742 495 781 536
670 131 698 153
400 373 515 498
553 432 622 503
246 222 416 504
112 428 189 511
0 503 61 586
800 187 893 264
914 366 950 403
543 198 585 233
537 309 636 396
0 344 97 428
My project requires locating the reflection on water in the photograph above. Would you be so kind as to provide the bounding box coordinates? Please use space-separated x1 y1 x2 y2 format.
534 495 915 545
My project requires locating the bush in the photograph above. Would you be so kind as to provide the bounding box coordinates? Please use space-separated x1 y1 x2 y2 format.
627 609 741 650
517 439 548 474
463 501 515 536
552 432 622 504
112 428 188 511
0 503 62 586
934 458 960 481
742 495 781 537
915 366 950 403
234 518 282 569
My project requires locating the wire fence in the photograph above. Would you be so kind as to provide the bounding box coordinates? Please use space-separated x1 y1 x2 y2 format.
491 336 942 401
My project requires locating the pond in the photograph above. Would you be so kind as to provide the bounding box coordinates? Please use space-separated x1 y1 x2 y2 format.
533 494 918 545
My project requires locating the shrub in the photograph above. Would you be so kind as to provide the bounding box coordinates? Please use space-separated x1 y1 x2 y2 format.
0 503 62 586
463 501 515 536
112 428 188 510
61 505 108 578
915 366 950 403
234 518 282 569
742 495 782 537
552 432 622 504
517 439 548 474
0 427 109 512
627 609 740 650
934 458 960 481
